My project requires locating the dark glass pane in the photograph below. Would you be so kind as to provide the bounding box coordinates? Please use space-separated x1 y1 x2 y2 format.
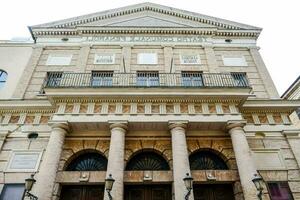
126 152 170 171
189 150 228 170
91 71 113 86
66 152 107 171
137 71 159 86
181 72 203 87
267 182 294 200
0 184 24 200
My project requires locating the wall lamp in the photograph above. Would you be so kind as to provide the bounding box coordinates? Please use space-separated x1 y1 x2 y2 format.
252 173 264 200
105 174 115 200
23 174 38 200
183 173 193 200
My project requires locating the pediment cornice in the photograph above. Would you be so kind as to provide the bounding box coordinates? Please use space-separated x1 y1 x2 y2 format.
29 3 261 40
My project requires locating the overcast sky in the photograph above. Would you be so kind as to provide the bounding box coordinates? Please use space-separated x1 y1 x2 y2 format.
0 0 299 95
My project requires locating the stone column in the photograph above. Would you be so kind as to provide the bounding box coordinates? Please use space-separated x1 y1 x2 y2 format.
227 121 258 200
169 121 194 200
104 122 128 200
34 122 69 200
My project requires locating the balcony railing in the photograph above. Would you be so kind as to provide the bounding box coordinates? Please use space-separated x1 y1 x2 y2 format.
44 72 250 88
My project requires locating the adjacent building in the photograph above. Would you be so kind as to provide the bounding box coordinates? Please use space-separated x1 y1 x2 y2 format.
0 3 300 200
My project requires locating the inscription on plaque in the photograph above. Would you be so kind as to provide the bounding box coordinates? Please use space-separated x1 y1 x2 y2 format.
7 151 42 171
84 35 208 44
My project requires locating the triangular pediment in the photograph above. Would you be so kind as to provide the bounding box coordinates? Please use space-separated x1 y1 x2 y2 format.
31 2 261 30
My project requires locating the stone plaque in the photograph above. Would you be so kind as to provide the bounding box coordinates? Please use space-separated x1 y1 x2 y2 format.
7 151 42 171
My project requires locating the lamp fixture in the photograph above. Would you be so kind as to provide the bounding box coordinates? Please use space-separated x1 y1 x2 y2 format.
183 173 193 200
105 174 115 200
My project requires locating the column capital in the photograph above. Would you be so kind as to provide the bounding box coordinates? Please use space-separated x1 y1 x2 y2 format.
226 120 246 131
168 120 188 130
49 121 70 132
109 121 128 131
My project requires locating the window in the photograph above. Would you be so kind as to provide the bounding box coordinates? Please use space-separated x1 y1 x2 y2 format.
94 54 115 64
46 55 72 65
91 71 113 86
181 71 203 87
267 182 294 200
0 184 25 200
180 54 200 64
136 71 159 86
231 73 248 87
47 72 63 87
137 53 157 64
222 56 247 66
0 70 8 89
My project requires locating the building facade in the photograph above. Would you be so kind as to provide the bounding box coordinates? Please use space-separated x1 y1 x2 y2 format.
0 3 300 200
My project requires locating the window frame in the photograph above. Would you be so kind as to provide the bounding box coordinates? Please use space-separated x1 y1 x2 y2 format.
0 184 25 200
91 71 114 87
222 55 248 66
137 53 158 65
46 54 73 66
266 182 294 200
94 54 115 65
181 71 203 87
180 54 201 65
136 71 160 87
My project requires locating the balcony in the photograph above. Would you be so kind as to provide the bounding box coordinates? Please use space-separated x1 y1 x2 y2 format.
44 72 250 89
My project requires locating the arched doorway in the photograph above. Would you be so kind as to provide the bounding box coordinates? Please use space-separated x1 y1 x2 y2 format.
124 151 172 200
189 150 235 200
60 151 107 200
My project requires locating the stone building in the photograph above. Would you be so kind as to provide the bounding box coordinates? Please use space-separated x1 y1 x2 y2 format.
0 3 300 200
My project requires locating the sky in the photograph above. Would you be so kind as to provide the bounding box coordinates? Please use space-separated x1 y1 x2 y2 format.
0 0 299 95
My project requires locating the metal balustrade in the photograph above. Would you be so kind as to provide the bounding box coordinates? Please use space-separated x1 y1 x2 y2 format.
44 72 250 88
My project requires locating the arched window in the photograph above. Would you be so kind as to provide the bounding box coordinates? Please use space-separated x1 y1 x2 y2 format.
66 152 107 171
189 150 228 170
0 70 8 89
126 151 170 171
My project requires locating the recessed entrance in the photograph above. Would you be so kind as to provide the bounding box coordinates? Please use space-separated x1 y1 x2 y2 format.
193 184 234 200
124 184 172 200
60 185 104 200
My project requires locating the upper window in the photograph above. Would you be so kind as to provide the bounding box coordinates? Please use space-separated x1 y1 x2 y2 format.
189 150 228 170
137 53 157 65
0 70 8 89
46 55 72 66
267 182 294 200
180 54 201 65
66 152 108 171
222 56 247 66
0 184 25 200
94 54 115 64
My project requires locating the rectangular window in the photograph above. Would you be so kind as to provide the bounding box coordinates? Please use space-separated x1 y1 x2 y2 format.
0 184 25 200
136 71 159 86
231 73 248 87
137 53 157 65
46 55 72 66
181 71 203 87
91 71 114 86
267 182 294 200
222 56 247 66
94 54 115 64
180 55 200 64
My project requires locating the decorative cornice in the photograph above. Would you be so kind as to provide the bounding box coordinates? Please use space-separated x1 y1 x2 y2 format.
32 28 260 38
50 96 245 104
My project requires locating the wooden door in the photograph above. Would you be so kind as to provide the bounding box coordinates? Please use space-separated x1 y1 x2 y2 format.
194 184 234 200
60 185 104 200
125 185 172 200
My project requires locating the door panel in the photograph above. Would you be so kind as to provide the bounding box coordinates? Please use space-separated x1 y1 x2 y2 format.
125 185 171 200
193 184 234 200
60 185 104 200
